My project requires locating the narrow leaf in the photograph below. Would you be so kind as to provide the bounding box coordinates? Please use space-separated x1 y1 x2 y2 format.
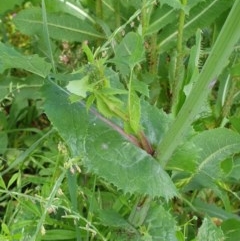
41 0 56 73
193 199 240 221
44 0 95 23
43 229 76 240
146 5 176 37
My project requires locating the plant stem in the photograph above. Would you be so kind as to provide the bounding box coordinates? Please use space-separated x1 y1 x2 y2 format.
171 0 187 115
141 0 148 36
156 0 240 167
96 0 103 20
138 131 154 155
147 34 158 75
128 196 151 227
141 0 156 35
89 106 142 148
221 76 239 120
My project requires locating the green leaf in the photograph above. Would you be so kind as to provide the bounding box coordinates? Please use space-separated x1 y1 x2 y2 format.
229 116 240 133
7 172 19 189
157 0 234 53
42 0 56 73
0 0 24 13
131 78 149 97
95 94 116 118
156 0 240 166
13 8 105 42
82 43 95 63
109 32 145 74
227 156 240 181
221 219 240 241
176 128 240 190
0 176 7 190
66 76 90 98
167 142 199 173
196 218 225 241
143 205 178 241
95 92 126 119
146 5 177 36
0 43 52 77
98 209 134 229
44 0 95 23
192 129 240 182
99 88 128 96
160 0 190 14
146 0 208 36
193 199 240 221
230 62 240 77
1 223 10 235
0 132 8 155
42 82 177 199
128 86 141 134
185 29 202 87
127 72 150 134
140 100 173 147
42 229 76 240
160 0 182 9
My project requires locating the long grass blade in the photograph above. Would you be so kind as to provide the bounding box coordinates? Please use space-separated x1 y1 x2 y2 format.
156 0 240 167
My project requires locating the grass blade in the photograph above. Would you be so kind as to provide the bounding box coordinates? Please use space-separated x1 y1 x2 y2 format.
156 0 240 167
41 0 56 73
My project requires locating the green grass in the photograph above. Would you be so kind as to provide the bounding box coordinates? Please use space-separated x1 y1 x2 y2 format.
1 0 240 240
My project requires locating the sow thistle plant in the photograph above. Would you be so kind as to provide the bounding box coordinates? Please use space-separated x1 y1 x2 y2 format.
66 38 154 154
1 0 240 240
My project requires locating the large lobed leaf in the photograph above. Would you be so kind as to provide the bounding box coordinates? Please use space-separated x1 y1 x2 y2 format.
168 128 240 190
42 81 177 199
0 42 52 78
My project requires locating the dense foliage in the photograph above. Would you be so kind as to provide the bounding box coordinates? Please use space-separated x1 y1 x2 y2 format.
1 0 240 240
